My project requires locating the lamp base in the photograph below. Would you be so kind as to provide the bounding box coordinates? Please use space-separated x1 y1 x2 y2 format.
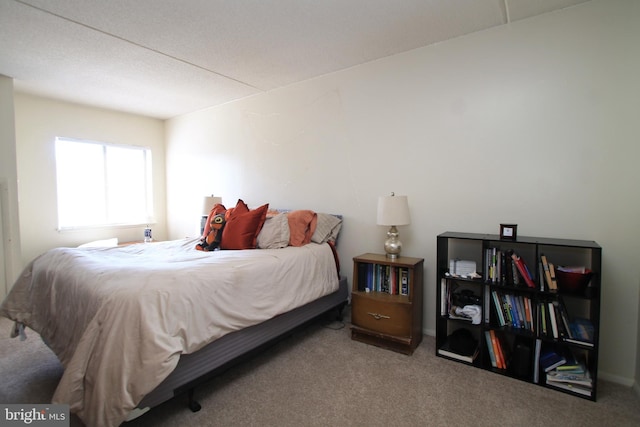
200 216 208 236
383 225 402 259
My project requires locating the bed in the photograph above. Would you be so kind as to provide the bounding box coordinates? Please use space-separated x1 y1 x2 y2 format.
0 207 347 427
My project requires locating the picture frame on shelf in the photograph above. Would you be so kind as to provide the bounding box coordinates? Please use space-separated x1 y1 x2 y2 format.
500 224 517 240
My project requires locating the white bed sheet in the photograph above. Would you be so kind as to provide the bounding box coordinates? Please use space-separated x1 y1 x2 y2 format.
0 238 339 427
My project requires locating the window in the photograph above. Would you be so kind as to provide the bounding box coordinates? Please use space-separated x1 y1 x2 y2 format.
55 137 153 229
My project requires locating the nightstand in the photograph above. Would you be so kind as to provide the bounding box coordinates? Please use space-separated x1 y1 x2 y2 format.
350 253 424 354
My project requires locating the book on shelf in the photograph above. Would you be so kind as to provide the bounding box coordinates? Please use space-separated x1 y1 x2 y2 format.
506 294 519 328
540 254 557 290
555 299 572 339
484 248 497 283
502 250 520 286
381 265 389 293
489 330 503 369
564 338 593 347
491 291 506 326
517 296 528 330
491 248 497 283
440 279 448 316
564 338 594 348
533 338 542 383
540 348 566 372
550 301 570 339
498 293 511 327
488 329 508 369
509 259 520 286
538 302 548 336
512 294 524 328
400 269 409 295
548 302 559 339
546 369 592 387
439 329 479 363
484 285 491 323
548 262 558 290
565 318 595 347
556 361 585 373
485 331 498 368
525 297 534 332
538 262 544 291
438 341 479 363
357 263 367 291
545 380 592 397
511 252 536 288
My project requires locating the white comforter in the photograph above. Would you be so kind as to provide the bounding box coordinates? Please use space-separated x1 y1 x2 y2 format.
0 238 339 427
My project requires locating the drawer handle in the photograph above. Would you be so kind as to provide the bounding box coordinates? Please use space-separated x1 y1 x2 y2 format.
367 312 390 320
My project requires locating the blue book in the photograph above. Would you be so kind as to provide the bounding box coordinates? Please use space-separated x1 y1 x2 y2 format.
540 349 566 372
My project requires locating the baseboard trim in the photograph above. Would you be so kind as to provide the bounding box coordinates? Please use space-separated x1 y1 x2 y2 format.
588 371 634 387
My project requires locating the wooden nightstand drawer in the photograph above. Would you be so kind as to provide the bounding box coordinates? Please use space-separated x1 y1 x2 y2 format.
351 293 411 337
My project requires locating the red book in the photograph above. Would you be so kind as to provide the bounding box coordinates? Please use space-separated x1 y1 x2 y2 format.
490 330 505 369
511 253 536 288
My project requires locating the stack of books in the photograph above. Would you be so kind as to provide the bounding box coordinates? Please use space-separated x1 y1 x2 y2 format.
541 348 593 397
546 364 593 397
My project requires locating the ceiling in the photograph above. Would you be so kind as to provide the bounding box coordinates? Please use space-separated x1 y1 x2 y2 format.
0 0 591 119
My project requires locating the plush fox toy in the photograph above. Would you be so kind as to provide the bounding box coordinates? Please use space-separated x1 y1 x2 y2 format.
196 213 226 251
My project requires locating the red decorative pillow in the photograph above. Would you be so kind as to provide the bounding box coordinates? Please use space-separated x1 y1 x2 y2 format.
221 202 269 250
224 199 249 222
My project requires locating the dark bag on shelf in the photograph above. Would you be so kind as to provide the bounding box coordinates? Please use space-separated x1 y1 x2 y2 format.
448 328 478 356
511 342 532 378
453 289 481 307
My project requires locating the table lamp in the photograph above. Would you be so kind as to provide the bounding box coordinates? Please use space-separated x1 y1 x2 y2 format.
377 193 411 259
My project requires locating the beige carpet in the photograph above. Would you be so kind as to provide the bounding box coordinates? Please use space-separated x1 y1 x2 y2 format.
1 314 639 427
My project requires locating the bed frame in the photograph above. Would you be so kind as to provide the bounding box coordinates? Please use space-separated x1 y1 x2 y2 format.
131 276 348 419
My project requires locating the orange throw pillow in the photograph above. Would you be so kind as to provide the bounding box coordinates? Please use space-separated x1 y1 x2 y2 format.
287 210 317 246
221 202 269 250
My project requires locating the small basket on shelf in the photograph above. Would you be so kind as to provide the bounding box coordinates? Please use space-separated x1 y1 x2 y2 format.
555 267 593 294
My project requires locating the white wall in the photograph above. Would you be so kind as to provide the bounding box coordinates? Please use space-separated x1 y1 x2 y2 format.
0 75 22 299
14 93 167 264
166 0 640 384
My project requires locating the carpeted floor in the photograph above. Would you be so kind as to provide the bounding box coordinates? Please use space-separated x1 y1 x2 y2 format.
1 313 639 427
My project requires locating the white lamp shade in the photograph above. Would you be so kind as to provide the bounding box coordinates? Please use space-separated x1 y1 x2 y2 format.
377 195 410 226
202 196 223 215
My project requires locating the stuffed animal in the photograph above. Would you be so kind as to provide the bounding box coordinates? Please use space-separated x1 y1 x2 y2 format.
196 213 226 251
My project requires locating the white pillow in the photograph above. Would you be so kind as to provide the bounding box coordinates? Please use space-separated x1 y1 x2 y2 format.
257 213 290 249
311 213 342 244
